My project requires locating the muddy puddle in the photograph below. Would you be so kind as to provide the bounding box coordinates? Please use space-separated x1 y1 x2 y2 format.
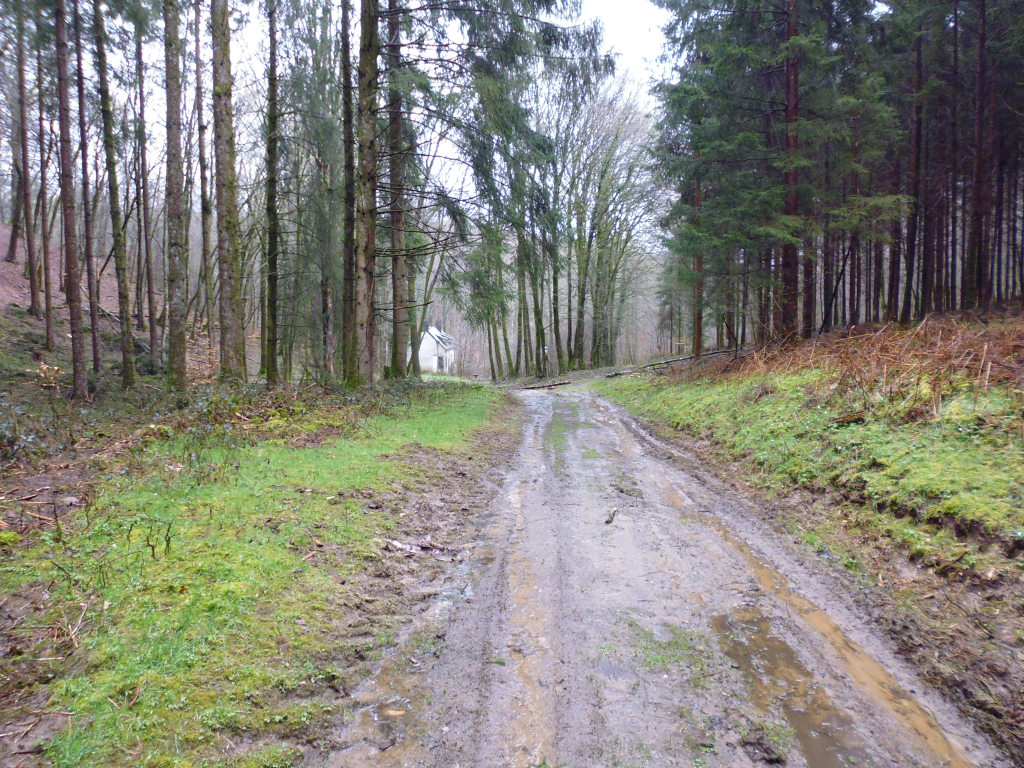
712 607 872 767
697 507 979 768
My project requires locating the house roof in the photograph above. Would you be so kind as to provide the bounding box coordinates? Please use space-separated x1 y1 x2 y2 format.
424 326 456 349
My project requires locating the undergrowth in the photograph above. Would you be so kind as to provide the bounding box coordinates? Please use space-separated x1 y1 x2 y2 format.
599 317 1024 570
0 380 498 767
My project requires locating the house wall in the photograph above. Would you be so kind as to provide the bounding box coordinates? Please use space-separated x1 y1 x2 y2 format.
408 329 456 374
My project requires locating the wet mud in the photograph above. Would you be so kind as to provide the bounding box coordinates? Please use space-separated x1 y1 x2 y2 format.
322 390 1010 768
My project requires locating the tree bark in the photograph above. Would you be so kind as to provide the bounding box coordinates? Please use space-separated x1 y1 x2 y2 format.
72 0 102 370
387 0 407 378
340 0 357 380
265 0 280 387
780 0 800 337
37 47 55 350
964 0 985 309
195 0 215 349
164 0 188 391
15 0 40 316
901 30 923 324
802 236 815 336
55 0 88 399
351 0 379 385
211 0 247 380
134 21 159 365
94 1 136 388
693 174 703 358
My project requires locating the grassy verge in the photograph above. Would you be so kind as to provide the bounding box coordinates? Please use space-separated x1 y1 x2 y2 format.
1 381 503 767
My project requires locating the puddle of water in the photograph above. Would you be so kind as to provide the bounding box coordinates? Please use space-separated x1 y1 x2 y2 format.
705 516 978 768
712 608 874 768
329 665 430 768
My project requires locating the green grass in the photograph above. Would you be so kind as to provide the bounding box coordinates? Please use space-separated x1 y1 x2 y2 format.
1 382 499 767
628 620 712 681
598 372 1024 560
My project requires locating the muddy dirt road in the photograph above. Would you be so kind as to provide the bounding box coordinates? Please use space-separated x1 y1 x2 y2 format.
321 390 1009 768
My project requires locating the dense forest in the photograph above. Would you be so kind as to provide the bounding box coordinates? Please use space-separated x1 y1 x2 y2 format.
655 0 1024 356
0 0 1021 395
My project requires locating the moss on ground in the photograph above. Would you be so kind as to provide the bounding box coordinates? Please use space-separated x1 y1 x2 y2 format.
1 382 500 767
597 371 1024 566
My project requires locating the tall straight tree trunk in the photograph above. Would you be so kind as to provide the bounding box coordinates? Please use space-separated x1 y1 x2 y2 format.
211 0 247 380
94 5 135 383
135 21 159 364
950 0 960 309
37 47 54 350
55 0 88 399
551 239 564 373
964 0 986 309
780 0 800 337
387 0 408 378
573 226 591 367
73 0 101 370
351 0 379 385
872 232 884 321
195 0 214 350
901 31 923 324
822 229 834 331
321 265 333 377
164 0 187 391
15 0 40 316
693 174 703 358
802 236 814 337
265 0 280 387
341 0 357 380
922 144 938 316
886 156 902 321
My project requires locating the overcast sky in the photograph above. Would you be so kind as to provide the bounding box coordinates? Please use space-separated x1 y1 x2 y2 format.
580 0 670 104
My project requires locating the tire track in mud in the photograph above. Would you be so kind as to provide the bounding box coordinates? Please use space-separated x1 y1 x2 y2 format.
323 389 1010 768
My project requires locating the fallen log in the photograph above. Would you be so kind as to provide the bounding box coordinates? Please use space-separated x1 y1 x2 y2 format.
519 380 572 391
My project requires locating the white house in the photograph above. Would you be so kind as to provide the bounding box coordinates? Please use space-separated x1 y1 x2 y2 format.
413 326 457 373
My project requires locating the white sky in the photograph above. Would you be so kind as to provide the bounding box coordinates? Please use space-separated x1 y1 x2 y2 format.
580 0 670 104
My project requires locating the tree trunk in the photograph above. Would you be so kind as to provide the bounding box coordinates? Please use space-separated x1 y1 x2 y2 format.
211 0 247 380
901 30 923 324
15 0 40 316
351 0 379 385
341 0 357 380
265 0 280 387
964 0 985 310
5 170 23 266
387 0 407 378
134 21 160 365
164 0 188 391
693 174 703 358
55 0 88 399
781 0 800 337
37 47 55 350
195 0 215 350
802 235 815 336
94 3 136 387
70 0 102 371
